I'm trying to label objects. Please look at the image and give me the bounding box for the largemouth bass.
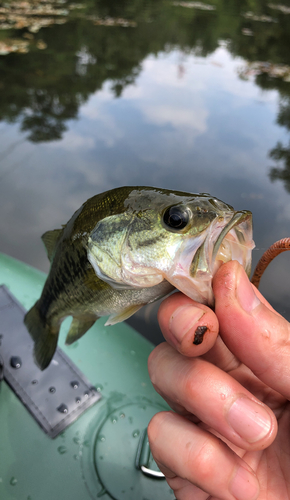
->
[24,186,254,370]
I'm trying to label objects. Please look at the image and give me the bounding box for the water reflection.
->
[0,0,288,144]
[1,0,290,339]
[269,95,290,193]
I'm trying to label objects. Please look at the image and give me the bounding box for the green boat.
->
[0,252,174,500]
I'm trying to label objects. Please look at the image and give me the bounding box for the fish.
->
[24,186,254,370]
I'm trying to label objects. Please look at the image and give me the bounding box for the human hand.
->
[148,260,290,500]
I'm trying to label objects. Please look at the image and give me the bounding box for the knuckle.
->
[187,438,218,483]
[147,411,169,449]
[183,360,204,397]
[147,344,164,382]
[147,349,156,376]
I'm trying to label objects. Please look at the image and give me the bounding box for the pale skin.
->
[147,260,290,500]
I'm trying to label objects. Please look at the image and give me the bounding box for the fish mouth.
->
[168,210,254,306]
[193,210,253,276]
[212,210,253,276]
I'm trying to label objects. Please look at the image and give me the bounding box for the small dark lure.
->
[193,326,208,345]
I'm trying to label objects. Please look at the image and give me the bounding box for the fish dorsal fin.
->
[41,229,62,262]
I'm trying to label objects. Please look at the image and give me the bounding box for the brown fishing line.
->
[251,238,290,288]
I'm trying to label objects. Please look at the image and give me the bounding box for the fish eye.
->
[163,206,190,231]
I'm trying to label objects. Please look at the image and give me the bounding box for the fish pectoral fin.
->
[24,302,59,371]
[65,316,97,345]
[41,229,63,262]
[105,304,143,326]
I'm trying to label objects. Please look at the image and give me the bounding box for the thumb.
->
[213,261,290,399]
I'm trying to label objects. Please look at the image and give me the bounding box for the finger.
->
[213,260,290,399]
[202,267,281,372]
[148,343,277,451]
[158,292,219,356]
[148,411,260,500]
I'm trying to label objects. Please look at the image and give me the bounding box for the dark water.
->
[1,0,290,343]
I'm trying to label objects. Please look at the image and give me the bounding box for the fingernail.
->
[230,465,259,500]
[227,396,272,443]
[169,305,205,343]
[236,268,260,313]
